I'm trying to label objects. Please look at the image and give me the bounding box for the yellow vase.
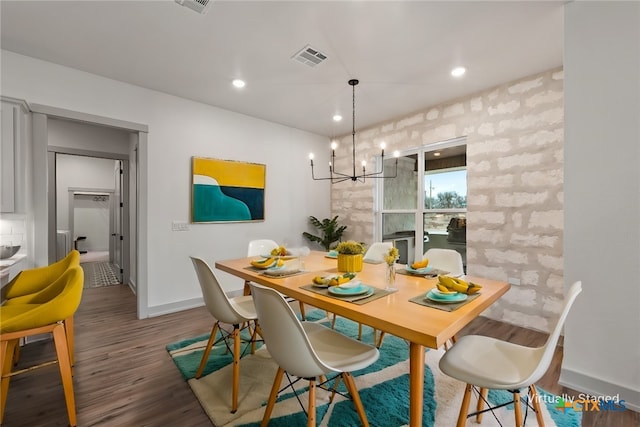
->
[337,254,363,273]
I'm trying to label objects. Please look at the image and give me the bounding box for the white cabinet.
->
[1,98,28,213]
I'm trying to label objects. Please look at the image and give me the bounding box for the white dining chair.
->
[245,239,308,320]
[249,283,380,427]
[439,281,582,427]
[363,241,392,263]
[190,256,262,414]
[424,248,465,276]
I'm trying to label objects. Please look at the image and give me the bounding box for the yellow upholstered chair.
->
[4,250,80,301]
[3,250,81,365]
[1,265,84,427]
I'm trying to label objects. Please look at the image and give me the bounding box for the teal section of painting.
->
[193,184,252,222]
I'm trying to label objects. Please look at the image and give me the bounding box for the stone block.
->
[485,248,528,264]
[443,102,465,118]
[495,191,548,207]
[488,100,521,116]
[529,210,563,229]
[508,76,544,94]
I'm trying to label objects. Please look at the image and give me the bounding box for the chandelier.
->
[309,79,399,183]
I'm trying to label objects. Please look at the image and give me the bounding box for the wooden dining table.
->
[215,250,510,427]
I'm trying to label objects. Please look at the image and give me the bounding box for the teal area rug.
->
[167,311,581,427]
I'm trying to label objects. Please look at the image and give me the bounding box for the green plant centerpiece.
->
[302,216,347,251]
[335,240,366,273]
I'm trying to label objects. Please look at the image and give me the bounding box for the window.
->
[377,138,466,267]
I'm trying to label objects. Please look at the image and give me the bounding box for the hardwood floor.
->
[2,285,637,426]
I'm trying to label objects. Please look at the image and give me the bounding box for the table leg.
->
[409,342,425,427]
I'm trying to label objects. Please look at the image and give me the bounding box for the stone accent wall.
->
[331,68,564,332]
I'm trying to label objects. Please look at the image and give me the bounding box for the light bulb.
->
[361,160,367,167]
[393,150,400,158]
[380,142,386,150]
[331,141,338,150]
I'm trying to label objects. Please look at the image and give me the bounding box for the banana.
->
[411,258,429,269]
[270,245,288,256]
[436,283,456,294]
[438,275,470,293]
[467,282,483,294]
[313,276,330,285]
[251,257,275,268]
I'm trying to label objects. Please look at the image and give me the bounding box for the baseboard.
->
[560,367,640,412]
[146,297,205,318]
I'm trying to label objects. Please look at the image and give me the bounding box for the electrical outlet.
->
[171,221,190,231]
[508,277,521,286]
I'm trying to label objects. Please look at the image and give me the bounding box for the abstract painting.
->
[192,157,266,223]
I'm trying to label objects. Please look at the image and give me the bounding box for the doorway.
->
[56,153,126,287]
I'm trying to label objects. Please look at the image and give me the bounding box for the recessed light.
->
[232,79,246,88]
[451,67,466,77]
[433,152,441,157]
[333,114,342,122]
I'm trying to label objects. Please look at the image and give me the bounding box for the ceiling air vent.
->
[291,45,328,68]
[175,0,212,15]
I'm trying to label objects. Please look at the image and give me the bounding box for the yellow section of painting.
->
[193,158,265,189]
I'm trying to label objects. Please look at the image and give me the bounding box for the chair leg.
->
[456,384,473,427]
[243,280,251,296]
[376,331,386,348]
[261,367,285,427]
[52,323,77,426]
[298,301,306,321]
[342,372,369,427]
[529,385,545,426]
[307,378,316,427]
[357,323,363,340]
[231,326,241,413]
[514,390,523,427]
[65,315,75,367]
[331,315,337,330]
[195,322,219,379]
[0,339,18,424]
[476,387,488,423]
[329,375,342,403]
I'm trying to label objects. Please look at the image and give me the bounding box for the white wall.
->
[55,153,117,232]
[1,50,331,316]
[563,2,640,411]
[73,194,110,252]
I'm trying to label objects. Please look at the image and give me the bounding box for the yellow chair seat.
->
[4,250,80,300]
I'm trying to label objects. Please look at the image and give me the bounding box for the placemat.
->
[409,292,480,312]
[243,266,307,278]
[397,267,450,278]
[300,284,395,304]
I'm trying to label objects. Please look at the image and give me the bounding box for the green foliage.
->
[335,240,366,255]
[302,215,347,251]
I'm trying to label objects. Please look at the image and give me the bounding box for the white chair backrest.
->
[249,283,331,378]
[190,256,246,325]
[424,248,464,276]
[363,242,393,262]
[247,239,279,257]
[525,281,582,386]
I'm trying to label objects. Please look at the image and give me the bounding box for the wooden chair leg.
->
[65,315,75,366]
[514,390,523,427]
[261,367,285,427]
[298,301,306,320]
[0,339,18,424]
[243,280,251,296]
[195,322,219,379]
[329,375,342,402]
[357,323,363,340]
[376,331,386,348]
[342,372,369,427]
[529,385,545,426]
[456,384,473,427]
[331,315,337,330]
[476,387,488,423]
[307,378,316,427]
[52,323,77,426]
[231,326,240,413]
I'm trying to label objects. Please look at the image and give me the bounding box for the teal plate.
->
[425,290,468,303]
[328,284,371,296]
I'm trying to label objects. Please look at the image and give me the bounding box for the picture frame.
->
[191,157,266,223]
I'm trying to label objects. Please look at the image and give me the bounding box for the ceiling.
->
[0,1,564,138]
